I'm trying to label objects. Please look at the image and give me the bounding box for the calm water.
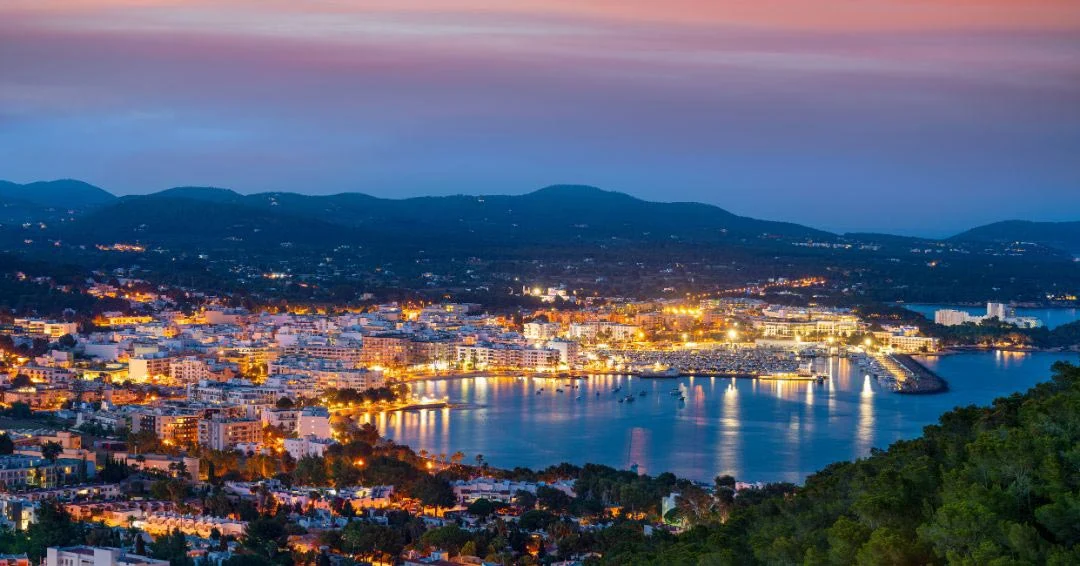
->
[368,352,1079,483]
[901,303,1080,329]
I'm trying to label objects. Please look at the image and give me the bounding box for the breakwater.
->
[893,354,949,394]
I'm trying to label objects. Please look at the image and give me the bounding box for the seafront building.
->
[934,302,1043,328]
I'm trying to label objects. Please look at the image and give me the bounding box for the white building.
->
[523,322,560,342]
[261,408,300,432]
[297,407,332,439]
[45,547,168,566]
[197,418,261,451]
[567,322,639,342]
[127,354,173,383]
[284,436,336,460]
[934,309,974,326]
[168,357,209,384]
[450,477,574,504]
[14,319,78,338]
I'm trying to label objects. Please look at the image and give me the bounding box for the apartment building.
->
[197,418,261,451]
[297,407,331,439]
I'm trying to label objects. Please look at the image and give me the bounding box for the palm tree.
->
[41,441,63,462]
[451,451,465,467]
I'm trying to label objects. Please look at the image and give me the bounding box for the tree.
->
[238,515,291,564]
[419,525,471,554]
[292,456,328,486]
[21,501,85,562]
[57,334,77,349]
[150,528,193,566]
[9,375,32,388]
[168,459,190,479]
[467,498,496,519]
[127,429,160,454]
[519,509,556,532]
[339,522,407,557]
[275,397,294,410]
[41,441,63,462]
[0,433,14,455]
[513,490,537,510]
[410,475,456,510]
[536,485,572,513]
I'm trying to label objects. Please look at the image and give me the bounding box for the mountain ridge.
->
[3,179,1078,251]
[950,220,1080,252]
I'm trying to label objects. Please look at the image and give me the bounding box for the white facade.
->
[46,547,168,566]
[297,407,332,439]
[127,354,172,383]
[523,322,560,341]
[284,435,336,460]
[934,309,974,326]
[567,322,639,342]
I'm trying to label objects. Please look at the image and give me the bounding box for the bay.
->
[367,351,1079,483]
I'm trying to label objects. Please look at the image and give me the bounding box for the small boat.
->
[618,398,625,403]
[536,390,543,395]
[556,388,564,393]
[612,386,622,393]
[638,390,647,397]
[576,395,583,400]
[595,391,600,397]
[624,395,635,403]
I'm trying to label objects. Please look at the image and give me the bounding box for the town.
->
[0,270,975,566]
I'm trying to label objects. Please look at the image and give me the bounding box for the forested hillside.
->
[595,362,1080,565]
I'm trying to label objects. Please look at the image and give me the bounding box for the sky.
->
[1,1,1078,236]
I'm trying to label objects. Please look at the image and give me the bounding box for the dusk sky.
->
[2,1,1078,236]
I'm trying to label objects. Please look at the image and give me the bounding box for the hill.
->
[0,179,115,208]
[62,184,836,250]
[952,220,1080,253]
[0,179,116,225]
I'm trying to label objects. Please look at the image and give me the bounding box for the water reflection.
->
[375,352,1071,482]
[855,374,875,459]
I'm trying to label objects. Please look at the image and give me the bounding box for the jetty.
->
[889,354,949,394]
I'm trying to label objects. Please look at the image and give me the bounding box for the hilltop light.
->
[727,329,738,340]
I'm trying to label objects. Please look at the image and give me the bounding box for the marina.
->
[607,346,824,380]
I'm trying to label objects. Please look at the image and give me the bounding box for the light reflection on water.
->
[369,352,1077,483]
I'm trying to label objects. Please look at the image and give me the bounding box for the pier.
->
[888,354,949,394]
